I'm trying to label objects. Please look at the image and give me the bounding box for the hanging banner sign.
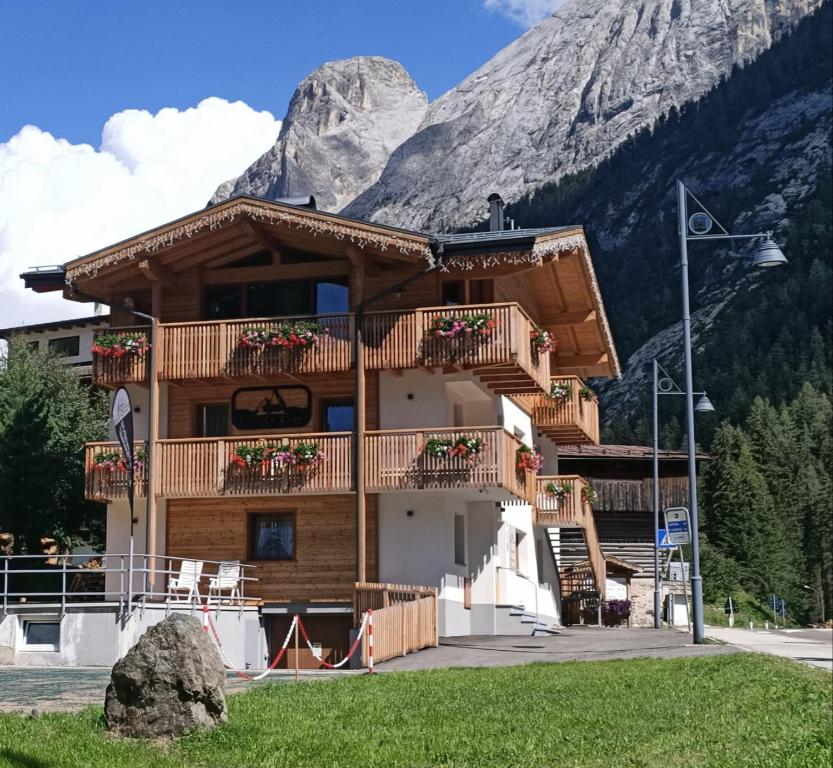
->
[664,507,691,546]
[112,387,135,517]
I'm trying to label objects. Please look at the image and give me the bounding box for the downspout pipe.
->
[352,242,444,583]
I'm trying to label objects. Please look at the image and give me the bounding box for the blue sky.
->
[0,0,561,328]
[0,0,539,146]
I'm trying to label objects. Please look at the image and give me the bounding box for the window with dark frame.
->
[442,281,465,306]
[249,513,295,561]
[454,514,467,566]
[321,399,355,432]
[204,277,349,320]
[197,403,231,437]
[48,335,80,357]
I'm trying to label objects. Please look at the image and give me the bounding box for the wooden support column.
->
[147,284,162,594]
[356,312,367,583]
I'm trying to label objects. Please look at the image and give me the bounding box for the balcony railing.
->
[518,376,600,445]
[534,475,605,598]
[92,326,150,387]
[91,303,550,395]
[156,433,354,498]
[364,426,533,503]
[85,441,149,501]
[84,427,534,502]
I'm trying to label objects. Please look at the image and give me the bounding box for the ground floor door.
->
[268,614,352,670]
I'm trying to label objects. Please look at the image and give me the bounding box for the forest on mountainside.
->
[496,3,832,623]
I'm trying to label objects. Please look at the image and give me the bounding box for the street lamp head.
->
[695,394,715,413]
[751,237,788,268]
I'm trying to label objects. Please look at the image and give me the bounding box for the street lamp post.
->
[676,179,787,644]
[652,358,713,629]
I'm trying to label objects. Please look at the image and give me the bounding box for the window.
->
[536,538,544,583]
[205,285,242,320]
[48,335,80,357]
[22,620,60,651]
[442,281,465,306]
[247,280,312,317]
[469,279,494,304]
[27,340,40,352]
[316,279,349,314]
[249,513,295,560]
[198,404,231,437]
[454,514,467,566]
[322,400,354,432]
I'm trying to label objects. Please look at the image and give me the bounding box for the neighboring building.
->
[0,314,110,380]
[2,194,621,667]
[556,444,704,627]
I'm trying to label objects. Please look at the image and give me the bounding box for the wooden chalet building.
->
[10,193,620,667]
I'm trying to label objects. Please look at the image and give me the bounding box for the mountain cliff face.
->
[211,57,427,212]
[344,0,820,232]
[498,2,832,437]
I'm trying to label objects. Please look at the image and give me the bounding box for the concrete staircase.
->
[495,603,560,636]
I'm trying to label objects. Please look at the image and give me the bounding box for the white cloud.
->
[483,0,565,28]
[0,97,280,329]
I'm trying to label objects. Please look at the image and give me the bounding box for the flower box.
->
[548,381,572,401]
[231,442,324,472]
[530,327,556,355]
[239,321,324,350]
[581,484,597,506]
[92,332,149,358]
[428,314,496,340]
[421,436,485,462]
[516,445,544,473]
[579,384,596,402]
[92,446,147,472]
[543,480,572,501]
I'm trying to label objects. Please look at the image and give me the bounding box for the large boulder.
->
[105,614,227,738]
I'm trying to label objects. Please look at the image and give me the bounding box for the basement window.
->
[22,620,60,652]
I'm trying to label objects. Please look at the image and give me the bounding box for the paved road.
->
[704,626,832,671]
[378,626,735,672]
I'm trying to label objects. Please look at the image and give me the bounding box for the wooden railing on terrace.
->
[158,314,352,380]
[354,582,438,665]
[364,426,534,503]
[92,303,549,395]
[534,475,605,600]
[92,326,150,387]
[155,433,353,498]
[84,441,148,501]
[585,476,690,512]
[515,376,599,445]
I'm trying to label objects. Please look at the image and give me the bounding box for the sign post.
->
[725,596,735,628]
[112,388,135,611]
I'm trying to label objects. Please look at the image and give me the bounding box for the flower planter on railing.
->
[238,320,325,350]
[227,440,325,493]
[85,442,149,500]
[525,376,600,445]
[92,328,150,386]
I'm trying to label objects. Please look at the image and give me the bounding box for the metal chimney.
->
[487,193,505,232]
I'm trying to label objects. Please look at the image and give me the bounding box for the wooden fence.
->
[84,441,148,500]
[524,375,600,445]
[584,477,690,512]
[354,582,438,665]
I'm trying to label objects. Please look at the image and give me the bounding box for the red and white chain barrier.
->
[203,605,298,682]
[296,610,370,670]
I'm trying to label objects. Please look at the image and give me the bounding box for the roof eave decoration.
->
[439,231,586,273]
[64,199,434,283]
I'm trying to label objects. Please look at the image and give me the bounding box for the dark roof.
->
[0,314,110,339]
[558,444,708,460]
[434,226,579,253]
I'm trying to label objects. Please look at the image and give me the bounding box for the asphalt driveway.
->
[705,626,833,670]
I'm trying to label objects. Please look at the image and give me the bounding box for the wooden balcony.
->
[517,376,600,445]
[91,303,550,395]
[155,433,354,498]
[363,302,550,394]
[92,327,150,387]
[364,426,534,503]
[534,475,605,598]
[84,442,148,501]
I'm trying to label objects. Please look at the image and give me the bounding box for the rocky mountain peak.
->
[343,0,821,232]
[210,56,428,212]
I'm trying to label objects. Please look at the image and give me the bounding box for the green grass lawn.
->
[1,654,830,768]
[704,591,792,629]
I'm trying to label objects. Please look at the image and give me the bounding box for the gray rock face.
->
[104,614,226,739]
[344,0,820,231]
[211,56,427,212]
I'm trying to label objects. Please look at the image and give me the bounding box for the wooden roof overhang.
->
[59,196,435,296]
[436,228,620,379]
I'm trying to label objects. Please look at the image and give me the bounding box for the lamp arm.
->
[658,390,708,397]
[686,232,770,242]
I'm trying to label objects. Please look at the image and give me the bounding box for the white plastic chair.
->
[208,561,242,605]
[168,559,203,604]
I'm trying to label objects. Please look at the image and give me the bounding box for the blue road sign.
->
[656,529,675,549]
[664,507,691,545]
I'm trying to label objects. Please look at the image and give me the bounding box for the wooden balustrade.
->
[85,428,537,503]
[92,304,549,395]
[84,441,148,501]
[158,314,352,380]
[519,376,600,445]
[155,433,353,498]
[354,582,438,665]
[91,327,150,387]
[535,474,606,599]
[364,426,533,503]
